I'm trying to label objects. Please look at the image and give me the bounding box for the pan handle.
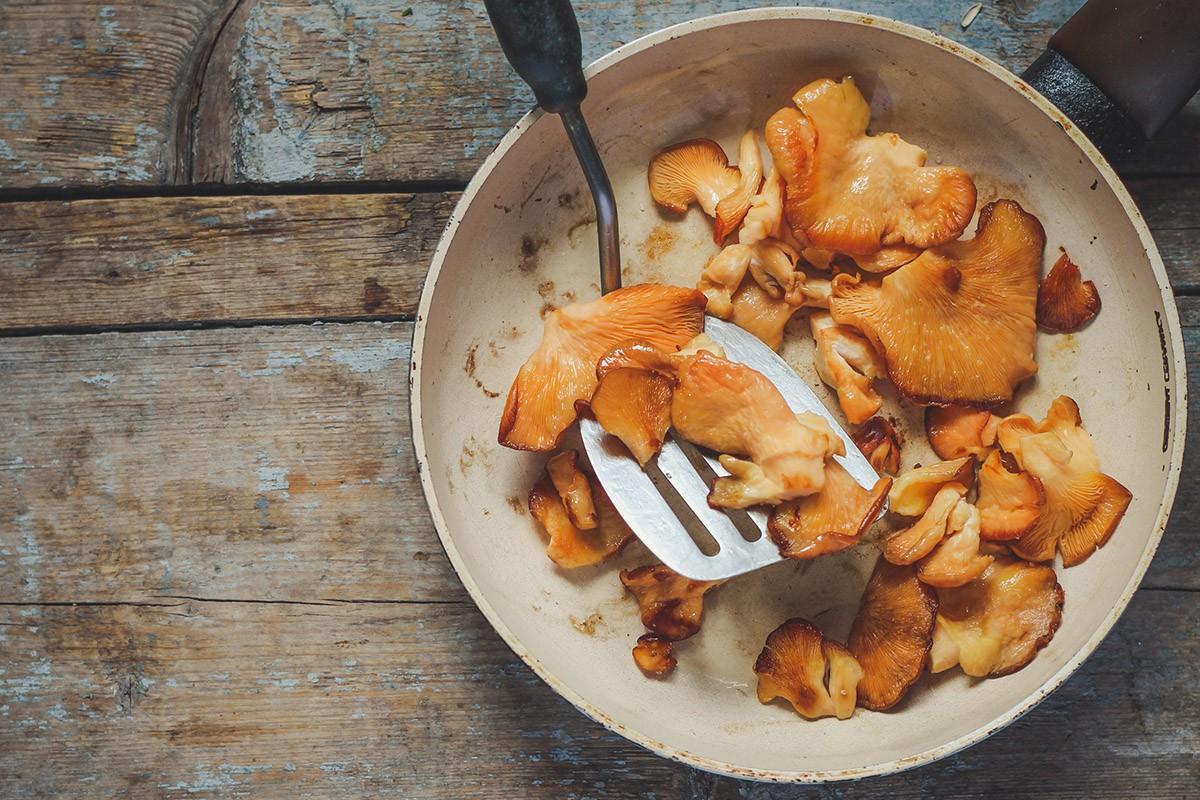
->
[1022,0,1200,158]
[483,0,622,295]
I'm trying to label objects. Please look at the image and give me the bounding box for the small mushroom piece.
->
[727,272,829,350]
[591,363,674,465]
[977,449,1044,541]
[698,239,799,320]
[620,564,723,641]
[810,311,887,425]
[528,474,633,568]
[728,278,800,350]
[916,500,994,588]
[925,405,1002,460]
[1037,252,1101,333]
[754,619,863,720]
[500,284,706,451]
[830,200,1043,406]
[632,634,677,677]
[739,167,785,246]
[713,130,764,243]
[768,460,891,559]
[930,556,1064,677]
[671,352,843,507]
[1001,396,1132,566]
[887,457,976,517]
[853,416,902,474]
[848,559,938,710]
[882,482,967,565]
[764,77,976,255]
[546,450,597,529]
[647,139,741,218]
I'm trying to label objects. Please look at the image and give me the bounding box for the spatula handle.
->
[483,0,588,114]
[483,0,622,295]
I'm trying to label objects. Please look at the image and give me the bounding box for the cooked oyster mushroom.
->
[698,239,799,320]
[632,634,677,677]
[887,457,975,517]
[977,449,1044,541]
[728,272,829,350]
[546,450,597,529]
[590,359,674,466]
[713,131,764,242]
[999,396,1132,566]
[830,200,1043,406]
[882,482,967,565]
[499,284,706,451]
[754,618,863,720]
[925,405,1002,461]
[853,416,902,475]
[739,167,786,245]
[620,564,723,641]
[528,466,633,568]
[1037,252,1101,333]
[930,556,1064,677]
[764,77,976,255]
[848,559,938,710]
[768,460,891,559]
[672,352,843,507]
[648,138,740,218]
[647,135,760,243]
[916,500,994,588]
[728,278,800,350]
[810,311,887,425]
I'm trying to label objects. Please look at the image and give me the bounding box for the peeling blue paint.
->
[329,338,407,374]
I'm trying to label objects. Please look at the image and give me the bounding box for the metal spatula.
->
[484,0,883,580]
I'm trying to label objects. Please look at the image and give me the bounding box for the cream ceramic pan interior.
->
[412,9,1186,781]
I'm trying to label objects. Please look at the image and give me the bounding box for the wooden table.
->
[0,1,1196,796]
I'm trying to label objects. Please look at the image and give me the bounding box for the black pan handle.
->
[483,0,622,295]
[1022,0,1200,158]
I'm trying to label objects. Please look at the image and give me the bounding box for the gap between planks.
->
[0,585,1192,612]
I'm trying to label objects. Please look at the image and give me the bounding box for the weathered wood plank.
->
[2,1,1194,192]
[0,590,1194,798]
[0,0,232,188]
[0,322,457,604]
[0,193,454,330]
[1,318,1196,604]
[194,0,1096,185]
[0,178,1197,332]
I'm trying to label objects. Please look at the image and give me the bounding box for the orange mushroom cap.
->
[765,76,976,255]
[499,284,706,451]
[829,199,1043,406]
[930,556,1063,677]
[848,559,938,711]
[754,619,863,720]
[1037,252,1101,333]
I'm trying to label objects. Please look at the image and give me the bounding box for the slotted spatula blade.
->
[581,317,884,581]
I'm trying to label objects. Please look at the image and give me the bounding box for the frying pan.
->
[411,1,1193,781]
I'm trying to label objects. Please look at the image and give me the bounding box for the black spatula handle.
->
[483,0,588,114]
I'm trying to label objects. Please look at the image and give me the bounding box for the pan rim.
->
[410,6,1187,783]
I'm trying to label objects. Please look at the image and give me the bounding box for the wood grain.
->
[193,0,1094,185]
[0,322,458,604]
[0,179,1198,333]
[0,589,1194,799]
[0,0,233,189]
[1,318,1196,605]
[0,193,454,330]
[2,1,1195,193]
